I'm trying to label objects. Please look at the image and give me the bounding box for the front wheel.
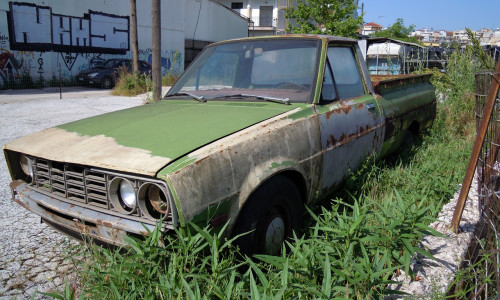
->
[101,76,113,89]
[233,176,302,255]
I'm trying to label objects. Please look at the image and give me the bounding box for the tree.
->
[285,0,362,38]
[152,0,161,101]
[130,0,139,74]
[440,38,460,49]
[373,18,420,44]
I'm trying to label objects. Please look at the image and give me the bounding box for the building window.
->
[231,2,243,9]
[259,6,273,27]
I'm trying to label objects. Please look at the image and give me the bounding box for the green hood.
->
[6,100,296,176]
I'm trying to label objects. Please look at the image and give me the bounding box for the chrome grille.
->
[29,158,175,226]
[33,159,111,210]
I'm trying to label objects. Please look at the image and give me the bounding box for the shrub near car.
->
[4,35,436,255]
[76,58,151,89]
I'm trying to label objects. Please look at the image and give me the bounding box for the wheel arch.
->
[408,120,420,135]
[232,170,306,254]
[234,167,308,227]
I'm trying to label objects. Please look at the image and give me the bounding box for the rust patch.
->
[356,103,364,110]
[13,197,28,209]
[194,156,210,165]
[325,110,335,120]
[325,135,337,148]
[102,221,113,227]
[340,101,353,114]
[9,180,24,190]
[96,219,113,227]
[326,102,353,120]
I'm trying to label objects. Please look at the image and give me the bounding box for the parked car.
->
[75,58,151,89]
[4,35,436,255]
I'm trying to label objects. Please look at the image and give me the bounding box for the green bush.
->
[112,68,151,97]
[162,73,179,86]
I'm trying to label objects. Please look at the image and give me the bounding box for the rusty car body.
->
[4,35,436,254]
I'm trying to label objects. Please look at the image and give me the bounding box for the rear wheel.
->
[233,176,302,255]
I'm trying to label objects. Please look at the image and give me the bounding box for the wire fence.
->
[450,72,500,299]
[475,71,500,299]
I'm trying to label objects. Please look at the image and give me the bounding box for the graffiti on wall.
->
[0,49,21,85]
[1,2,184,88]
[6,2,130,55]
[139,48,183,74]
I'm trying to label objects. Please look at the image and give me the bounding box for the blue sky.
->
[361,0,500,31]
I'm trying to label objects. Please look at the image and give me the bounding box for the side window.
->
[321,59,337,102]
[328,47,365,100]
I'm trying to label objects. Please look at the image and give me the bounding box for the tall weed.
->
[112,67,150,97]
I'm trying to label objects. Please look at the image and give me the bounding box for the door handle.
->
[367,103,376,110]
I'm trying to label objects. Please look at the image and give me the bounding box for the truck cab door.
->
[317,45,384,191]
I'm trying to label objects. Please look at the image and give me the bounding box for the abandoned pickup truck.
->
[4,35,435,255]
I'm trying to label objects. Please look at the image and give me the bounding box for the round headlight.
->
[138,183,170,220]
[20,155,34,179]
[119,180,137,209]
[109,177,137,214]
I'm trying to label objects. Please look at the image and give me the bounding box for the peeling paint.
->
[5,128,171,176]
[269,160,298,170]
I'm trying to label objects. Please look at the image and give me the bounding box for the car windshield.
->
[166,39,321,103]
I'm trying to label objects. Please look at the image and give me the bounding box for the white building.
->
[361,22,382,36]
[217,0,285,36]
[217,0,360,36]
[479,29,500,46]
[0,0,248,88]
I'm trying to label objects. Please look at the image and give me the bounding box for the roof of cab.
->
[211,34,358,46]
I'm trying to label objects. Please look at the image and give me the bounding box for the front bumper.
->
[88,77,103,86]
[10,180,157,246]
[76,75,90,85]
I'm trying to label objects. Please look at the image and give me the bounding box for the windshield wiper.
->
[222,94,290,105]
[164,92,206,103]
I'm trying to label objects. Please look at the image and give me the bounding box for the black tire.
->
[102,76,113,89]
[233,176,302,255]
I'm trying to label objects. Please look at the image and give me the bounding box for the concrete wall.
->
[185,0,248,42]
[184,0,248,66]
[0,0,185,87]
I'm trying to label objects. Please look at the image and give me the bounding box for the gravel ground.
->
[0,88,143,299]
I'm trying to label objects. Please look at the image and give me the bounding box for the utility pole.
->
[152,0,162,101]
[130,0,139,74]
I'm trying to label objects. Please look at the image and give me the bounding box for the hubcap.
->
[264,216,285,255]
[104,78,111,89]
